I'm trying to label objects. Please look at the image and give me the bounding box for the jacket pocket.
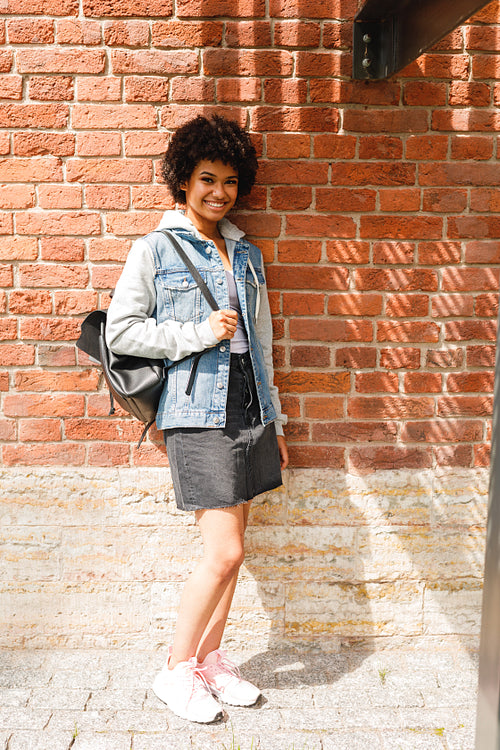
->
[156,269,204,323]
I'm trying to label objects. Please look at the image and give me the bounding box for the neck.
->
[184,209,221,241]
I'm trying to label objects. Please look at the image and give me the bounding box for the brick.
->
[372,242,415,264]
[38,345,76,366]
[16,212,100,237]
[442,268,499,291]
[8,0,78,13]
[76,132,121,157]
[13,132,74,156]
[177,0,264,16]
[88,443,131,466]
[88,238,130,262]
[104,20,149,46]
[41,238,85,261]
[0,76,22,99]
[295,51,347,77]
[323,20,352,49]
[348,397,434,420]
[91,265,124,289]
[267,134,310,159]
[0,344,35,366]
[358,136,403,160]
[422,189,468,213]
[125,76,170,102]
[402,420,482,443]
[286,215,355,238]
[2,443,85,466]
[84,186,129,210]
[19,318,81,340]
[449,82,491,107]
[9,291,52,314]
[313,134,356,159]
[327,294,382,317]
[104,211,163,237]
[288,445,345,468]
[465,241,500,264]
[349,446,432,473]
[418,242,461,265]
[427,348,464,369]
[131,186,172,209]
[284,421,310,442]
[53,291,98,315]
[447,372,494,393]
[449,216,500,240]
[475,444,491,467]
[160,105,247,130]
[354,269,438,292]
[331,162,415,186]
[433,108,500,132]
[313,421,398,443]
[445,320,496,341]
[361,216,443,240]
[434,445,473,467]
[335,347,377,369]
[355,372,399,393]
[471,188,500,213]
[173,76,217,103]
[264,78,308,105]
[19,419,61,442]
[19,263,88,288]
[344,109,428,133]
[404,372,442,393]
[290,319,373,342]
[403,81,447,106]
[432,294,474,317]
[438,396,493,417]
[0,157,62,182]
[385,294,429,318]
[0,104,69,129]
[29,77,74,101]
[38,185,82,210]
[269,0,358,18]
[326,241,370,265]
[3,393,84,417]
[111,50,197,76]
[124,131,169,156]
[380,348,421,370]
[266,266,349,291]
[0,50,13,72]
[226,20,271,47]
[83,0,173,16]
[271,186,312,210]
[0,264,14,287]
[67,158,152,183]
[0,184,35,210]
[72,105,157,129]
[152,20,222,47]
[56,19,101,44]
[476,293,498,318]
[405,135,448,160]
[283,293,324,315]
[274,21,320,47]
[316,188,376,213]
[17,49,105,74]
[252,106,339,133]
[0,237,37,260]
[402,54,469,79]
[0,418,16,440]
[304,396,344,419]
[467,24,500,51]
[290,345,330,368]
[0,319,17,339]
[467,345,496,367]
[7,18,54,43]
[77,77,121,102]
[276,241,320,264]
[207,49,291,78]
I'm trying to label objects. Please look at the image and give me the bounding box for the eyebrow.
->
[200,171,238,178]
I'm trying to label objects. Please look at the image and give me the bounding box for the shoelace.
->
[202,650,241,686]
[178,657,213,699]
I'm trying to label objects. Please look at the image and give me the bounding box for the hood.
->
[155,210,246,242]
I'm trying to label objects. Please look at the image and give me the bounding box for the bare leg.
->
[169,503,248,669]
[196,502,251,662]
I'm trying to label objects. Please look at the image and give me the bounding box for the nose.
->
[211,181,225,198]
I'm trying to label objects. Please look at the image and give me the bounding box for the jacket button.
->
[220,345,226,352]
[182,279,188,287]
[206,247,212,254]
[216,278,223,284]
[213,416,220,424]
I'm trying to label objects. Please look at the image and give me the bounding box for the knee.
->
[207,546,245,582]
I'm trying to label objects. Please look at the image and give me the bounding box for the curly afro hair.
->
[161,115,258,204]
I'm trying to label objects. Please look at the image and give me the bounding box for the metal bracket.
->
[353,0,490,80]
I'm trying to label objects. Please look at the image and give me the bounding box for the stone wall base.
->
[0,467,488,652]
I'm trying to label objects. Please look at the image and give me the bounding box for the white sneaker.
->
[152,655,223,723]
[199,649,261,706]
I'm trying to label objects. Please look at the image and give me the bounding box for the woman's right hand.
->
[209,309,238,341]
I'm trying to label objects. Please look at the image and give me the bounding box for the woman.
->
[106,115,288,723]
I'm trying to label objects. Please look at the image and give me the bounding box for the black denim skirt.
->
[164,352,282,512]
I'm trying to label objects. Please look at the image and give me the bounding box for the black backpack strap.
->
[155,229,219,312]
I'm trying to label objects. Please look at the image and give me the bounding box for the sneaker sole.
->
[208,685,261,707]
[152,680,223,723]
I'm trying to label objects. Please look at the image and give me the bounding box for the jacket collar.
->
[156,210,246,243]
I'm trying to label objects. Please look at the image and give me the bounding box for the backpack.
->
[76,230,219,447]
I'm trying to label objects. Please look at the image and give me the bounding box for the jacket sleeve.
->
[254,267,288,438]
[105,238,219,360]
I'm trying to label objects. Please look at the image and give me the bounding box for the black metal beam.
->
[353,0,490,80]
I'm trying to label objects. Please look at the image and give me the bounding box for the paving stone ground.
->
[0,645,478,749]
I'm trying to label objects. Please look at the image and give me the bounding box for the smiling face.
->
[181,159,239,234]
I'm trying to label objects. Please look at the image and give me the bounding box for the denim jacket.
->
[106,211,286,434]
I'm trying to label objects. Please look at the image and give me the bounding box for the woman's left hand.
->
[277,435,289,470]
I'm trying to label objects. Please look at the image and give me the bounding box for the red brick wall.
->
[1,0,499,471]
